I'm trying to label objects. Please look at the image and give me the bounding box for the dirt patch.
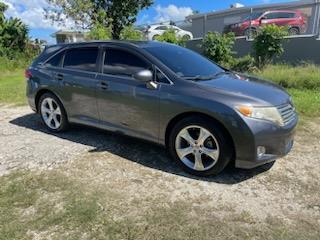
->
[0,106,319,239]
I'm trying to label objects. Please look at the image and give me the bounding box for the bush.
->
[202,31,235,66]
[253,24,288,69]
[155,29,188,46]
[120,26,143,40]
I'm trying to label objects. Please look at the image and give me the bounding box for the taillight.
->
[25,69,32,79]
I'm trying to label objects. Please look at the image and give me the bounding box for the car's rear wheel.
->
[244,28,257,38]
[168,116,234,176]
[182,34,191,40]
[39,93,69,132]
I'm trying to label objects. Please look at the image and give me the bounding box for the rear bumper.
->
[234,114,298,169]
[26,79,37,112]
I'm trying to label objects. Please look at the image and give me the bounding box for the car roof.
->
[266,10,300,13]
[46,40,171,50]
[33,40,174,66]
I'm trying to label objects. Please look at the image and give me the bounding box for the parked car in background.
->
[226,10,307,36]
[144,24,193,40]
[26,41,297,176]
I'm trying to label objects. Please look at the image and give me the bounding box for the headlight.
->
[236,106,284,126]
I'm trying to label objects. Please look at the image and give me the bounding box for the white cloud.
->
[2,0,74,30]
[154,4,193,23]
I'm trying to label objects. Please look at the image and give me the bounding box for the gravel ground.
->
[0,105,319,225]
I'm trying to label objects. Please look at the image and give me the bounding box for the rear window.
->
[63,47,98,72]
[45,51,64,68]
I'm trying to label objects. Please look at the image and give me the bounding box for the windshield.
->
[143,44,224,79]
[243,12,263,21]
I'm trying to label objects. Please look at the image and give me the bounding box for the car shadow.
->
[9,113,274,184]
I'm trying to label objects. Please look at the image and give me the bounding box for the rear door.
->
[95,47,160,142]
[54,47,100,122]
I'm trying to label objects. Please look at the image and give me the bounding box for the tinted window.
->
[144,45,223,78]
[243,12,263,21]
[279,12,296,18]
[264,13,279,19]
[64,48,98,72]
[264,12,294,19]
[45,51,64,67]
[104,49,149,76]
[155,26,168,30]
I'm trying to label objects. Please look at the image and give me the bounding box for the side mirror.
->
[133,69,153,82]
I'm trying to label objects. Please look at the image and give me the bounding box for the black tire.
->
[38,92,69,132]
[182,34,191,40]
[244,28,257,38]
[288,27,299,36]
[168,116,234,176]
[152,35,160,40]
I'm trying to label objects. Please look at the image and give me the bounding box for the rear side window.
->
[64,48,98,72]
[104,49,150,76]
[264,13,279,19]
[280,12,296,18]
[45,51,65,68]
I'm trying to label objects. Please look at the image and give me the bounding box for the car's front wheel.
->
[39,93,69,132]
[168,116,234,176]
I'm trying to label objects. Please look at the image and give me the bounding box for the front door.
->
[96,47,160,142]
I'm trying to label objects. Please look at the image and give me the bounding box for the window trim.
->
[154,66,173,85]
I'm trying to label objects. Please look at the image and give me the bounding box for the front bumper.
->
[235,114,298,169]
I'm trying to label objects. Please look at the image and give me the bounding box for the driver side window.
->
[103,49,150,76]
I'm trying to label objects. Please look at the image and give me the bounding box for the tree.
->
[0,2,29,55]
[120,26,143,40]
[87,23,112,40]
[0,2,7,25]
[253,24,288,69]
[45,0,153,39]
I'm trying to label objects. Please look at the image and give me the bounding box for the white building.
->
[51,30,85,44]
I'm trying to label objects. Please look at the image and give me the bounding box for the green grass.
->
[0,169,319,240]
[288,89,320,118]
[0,69,26,105]
[255,64,320,90]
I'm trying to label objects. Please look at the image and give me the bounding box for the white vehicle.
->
[144,24,193,41]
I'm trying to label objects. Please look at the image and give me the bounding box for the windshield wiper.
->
[182,71,231,81]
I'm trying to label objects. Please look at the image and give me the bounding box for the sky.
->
[2,0,295,43]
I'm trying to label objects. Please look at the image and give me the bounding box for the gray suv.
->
[26,41,297,176]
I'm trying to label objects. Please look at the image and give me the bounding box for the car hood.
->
[196,73,290,106]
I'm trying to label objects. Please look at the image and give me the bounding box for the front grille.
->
[277,103,296,126]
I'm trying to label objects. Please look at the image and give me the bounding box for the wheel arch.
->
[288,26,300,33]
[164,111,236,159]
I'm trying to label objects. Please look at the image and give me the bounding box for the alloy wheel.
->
[40,97,62,130]
[175,125,220,171]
